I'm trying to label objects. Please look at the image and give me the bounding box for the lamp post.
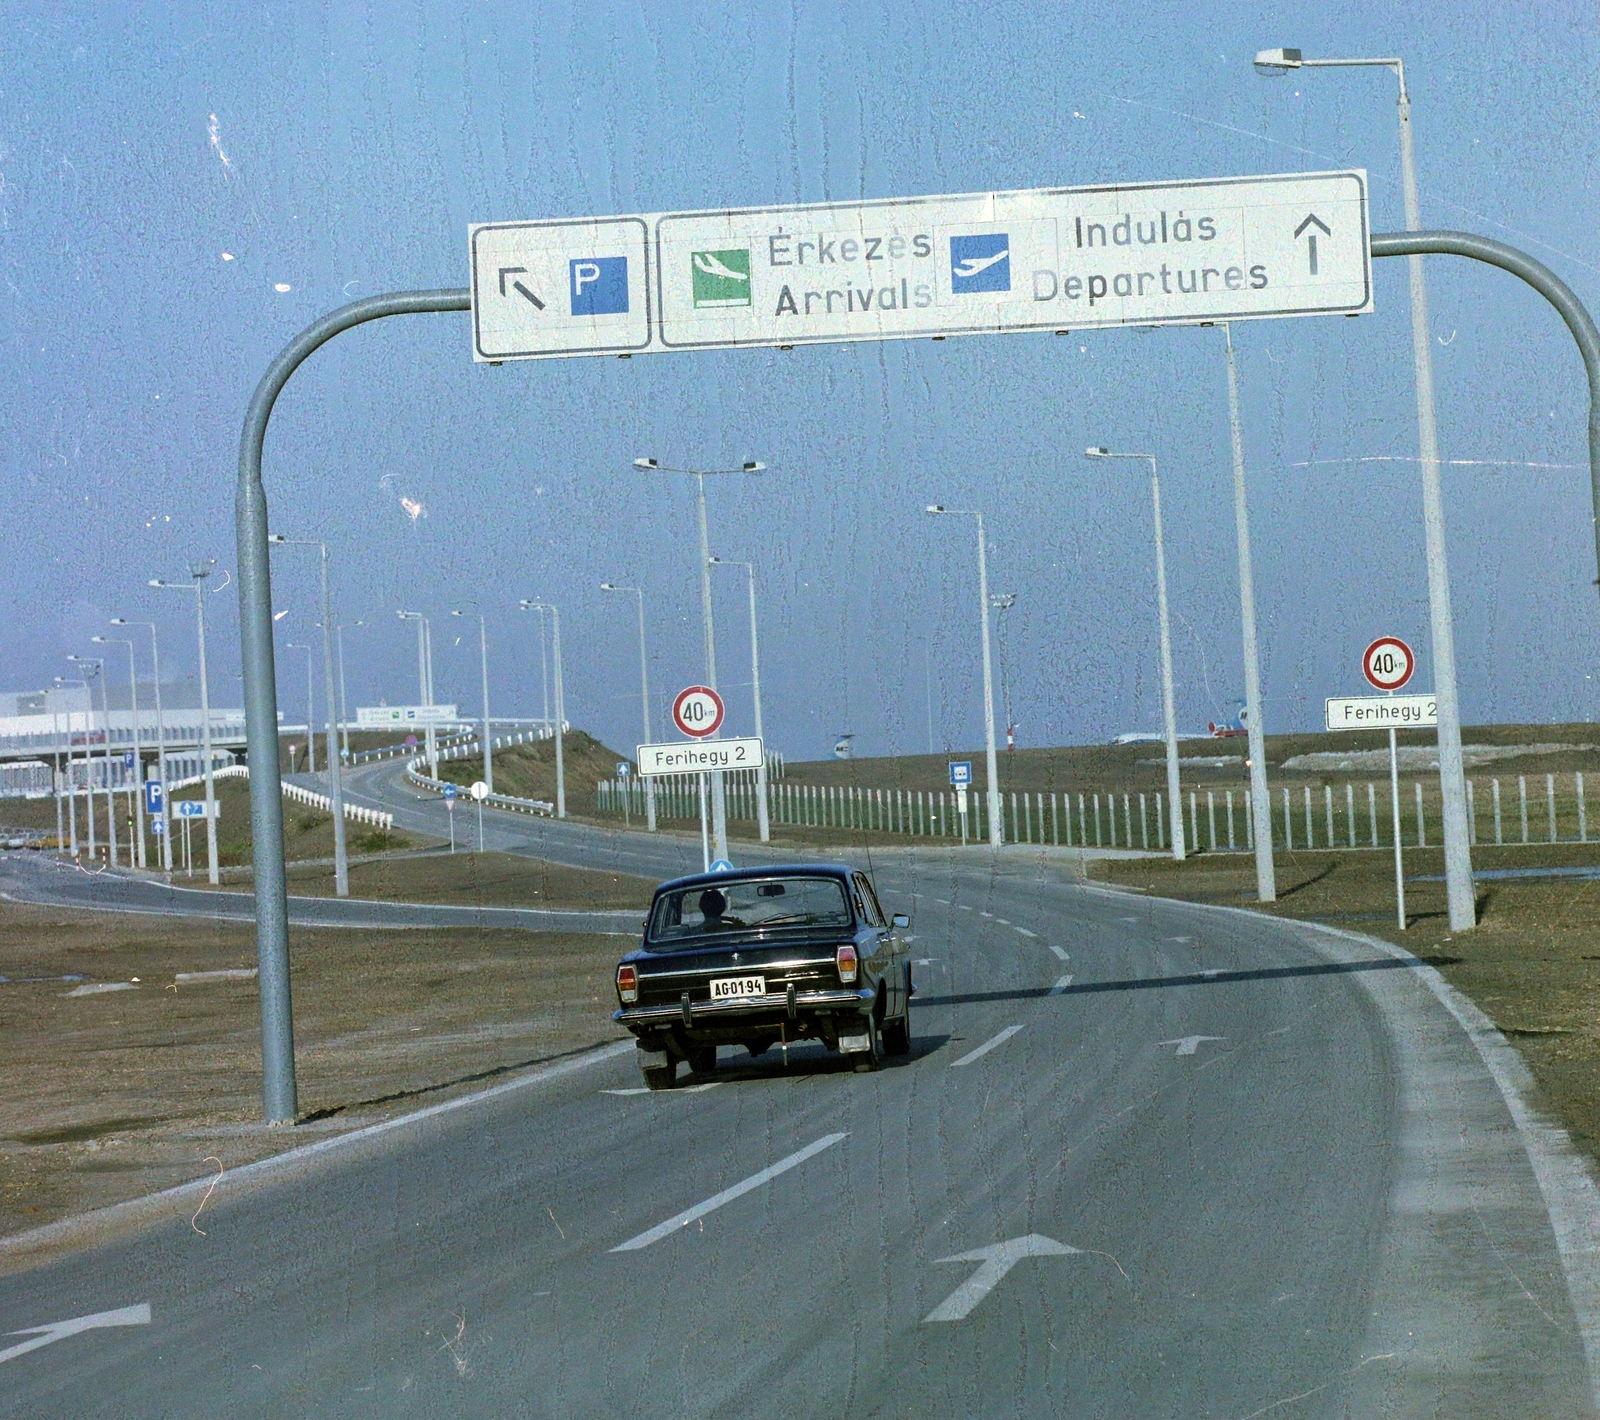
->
[150,562,221,885]
[67,655,114,866]
[519,600,565,817]
[93,634,145,867]
[1217,325,1277,901]
[397,610,437,776]
[1084,449,1186,859]
[452,606,493,796]
[54,676,87,858]
[1253,45,1472,929]
[601,583,656,831]
[990,592,1017,752]
[111,618,171,873]
[335,620,363,764]
[634,457,766,862]
[709,558,771,842]
[270,535,349,895]
[924,505,1004,848]
[286,643,316,773]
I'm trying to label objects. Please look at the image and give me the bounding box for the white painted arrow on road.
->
[924,1235,1079,1322]
[0,1303,151,1365]
[1160,1035,1224,1057]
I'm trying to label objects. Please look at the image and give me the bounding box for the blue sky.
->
[2,1,1598,759]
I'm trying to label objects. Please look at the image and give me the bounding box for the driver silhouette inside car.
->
[698,887,732,928]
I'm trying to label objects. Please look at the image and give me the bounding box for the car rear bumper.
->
[614,985,873,1026]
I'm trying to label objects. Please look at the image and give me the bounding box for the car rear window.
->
[647,876,853,947]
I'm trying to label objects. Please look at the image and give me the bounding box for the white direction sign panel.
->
[471,170,1369,362]
[356,705,459,727]
[636,738,764,778]
[1326,695,1438,732]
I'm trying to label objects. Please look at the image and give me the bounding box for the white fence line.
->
[165,763,392,831]
[405,755,555,818]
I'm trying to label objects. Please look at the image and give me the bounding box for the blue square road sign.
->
[949,234,1010,294]
[948,760,972,786]
[570,256,629,316]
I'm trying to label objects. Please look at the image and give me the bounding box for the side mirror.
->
[892,914,910,929]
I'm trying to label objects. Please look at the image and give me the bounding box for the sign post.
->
[443,782,458,854]
[669,686,726,873]
[949,761,973,846]
[1327,637,1420,931]
[471,779,488,851]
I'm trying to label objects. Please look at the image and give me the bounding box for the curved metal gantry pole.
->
[234,234,1600,1123]
[237,289,468,1122]
[1371,229,1600,596]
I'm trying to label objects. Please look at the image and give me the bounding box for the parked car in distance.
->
[613,863,912,1089]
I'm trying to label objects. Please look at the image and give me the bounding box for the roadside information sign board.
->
[471,170,1369,362]
[672,686,725,739]
[175,800,219,819]
[636,738,763,778]
[948,761,973,786]
[144,781,164,814]
[1326,695,1437,732]
[357,705,459,727]
[1362,636,1415,691]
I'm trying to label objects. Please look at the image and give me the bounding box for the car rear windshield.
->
[647,876,853,947]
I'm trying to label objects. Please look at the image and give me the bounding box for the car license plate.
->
[710,975,767,1001]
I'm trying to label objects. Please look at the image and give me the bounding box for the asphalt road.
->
[2,762,1595,1416]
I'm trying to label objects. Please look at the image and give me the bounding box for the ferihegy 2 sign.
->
[469,170,1370,362]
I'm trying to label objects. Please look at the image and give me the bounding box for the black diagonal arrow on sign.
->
[497,266,545,309]
[1294,213,1332,275]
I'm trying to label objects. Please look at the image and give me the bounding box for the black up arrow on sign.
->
[1294,213,1331,275]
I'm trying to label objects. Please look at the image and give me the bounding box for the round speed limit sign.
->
[672,685,725,739]
[1363,636,1415,691]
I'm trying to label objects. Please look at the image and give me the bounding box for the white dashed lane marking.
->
[1047,944,1070,961]
[1048,975,1074,996]
[949,1025,1025,1068]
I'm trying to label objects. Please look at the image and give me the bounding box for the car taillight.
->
[617,964,638,1003]
[836,944,858,984]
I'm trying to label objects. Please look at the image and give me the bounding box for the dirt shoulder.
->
[1089,843,1600,1162]
[0,900,631,1243]
[209,849,656,911]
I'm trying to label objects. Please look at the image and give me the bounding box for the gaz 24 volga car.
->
[613,864,913,1089]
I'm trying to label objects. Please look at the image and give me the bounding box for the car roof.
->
[652,863,858,897]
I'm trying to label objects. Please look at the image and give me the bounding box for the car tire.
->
[852,1015,884,1073]
[642,1060,677,1091]
[687,1046,717,1076]
[882,1010,911,1057]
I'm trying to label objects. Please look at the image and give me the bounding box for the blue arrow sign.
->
[443,784,458,801]
[709,858,735,873]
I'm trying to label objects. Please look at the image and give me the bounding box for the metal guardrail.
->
[406,755,554,817]
[165,763,393,831]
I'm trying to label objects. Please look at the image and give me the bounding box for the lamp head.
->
[148,578,166,588]
[110,617,126,625]
[268,534,286,544]
[1253,47,1302,72]
[599,582,615,591]
[633,457,659,470]
[742,461,765,472]
[90,635,106,643]
[925,504,946,515]
[1085,447,1110,458]
[707,556,723,565]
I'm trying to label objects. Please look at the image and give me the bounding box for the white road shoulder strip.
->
[949,1024,1024,1067]
[611,1133,847,1252]
[0,1303,151,1365]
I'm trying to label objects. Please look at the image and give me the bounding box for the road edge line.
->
[1074,878,1600,1412]
[0,1039,633,1273]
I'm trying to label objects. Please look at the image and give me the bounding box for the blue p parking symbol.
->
[570,256,629,316]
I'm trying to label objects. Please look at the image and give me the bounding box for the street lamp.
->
[54,674,91,860]
[286,643,316,774]
[989,592,1017,752]
[519,600,566,817]
[150,561,222,885]
[335,620,364,764]
[111,618,171,873]
[452,606,493,796]
[92,634,145,867]
[397,610,437,776]
[1253,45,1473,930]
[1084,448,1186,859]
[925,505,1004,848]
[634,456,765,862]
[269,533,350,895]
[601,582,656,831]
[67,654,114,867]
[709,557,771,841]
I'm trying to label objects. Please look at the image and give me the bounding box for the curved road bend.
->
[2,774,1595,1414]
